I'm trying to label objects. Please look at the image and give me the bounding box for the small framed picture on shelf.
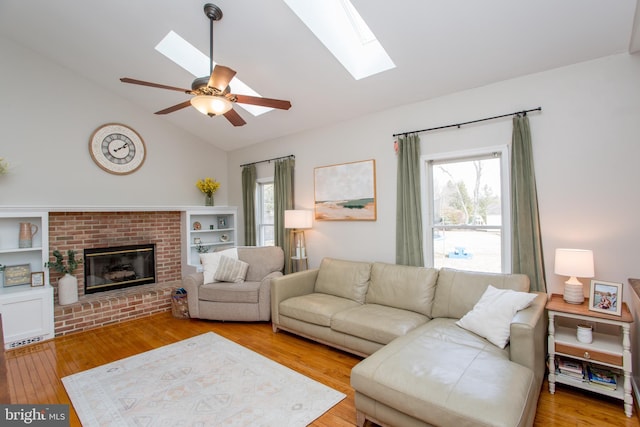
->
[588,280,622,316]
[218,217,227,228]
[31,271,45,287]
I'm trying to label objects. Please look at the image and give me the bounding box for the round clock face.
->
[89,123,146,175]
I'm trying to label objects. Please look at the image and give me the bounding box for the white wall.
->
[228,52,640,384]
[0,36,229,207]
[229,53,640,289]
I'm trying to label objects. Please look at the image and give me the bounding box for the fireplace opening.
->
[84,244,156,294]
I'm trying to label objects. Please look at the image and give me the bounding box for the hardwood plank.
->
[3,312,639,426]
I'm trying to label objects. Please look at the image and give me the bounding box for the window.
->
[283,0,395,80]
[424,146,510,273]
[257,179,275,246]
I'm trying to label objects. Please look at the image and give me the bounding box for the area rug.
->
[62,332,345,426]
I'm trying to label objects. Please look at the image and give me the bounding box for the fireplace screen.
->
[84,244,156,294]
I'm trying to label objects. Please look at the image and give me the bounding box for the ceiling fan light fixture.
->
[190,95,233,116]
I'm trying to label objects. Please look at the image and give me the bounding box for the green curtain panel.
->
[274,158,295,274]
[511,115,546,292]
[241,164,257,246]
[396,133,424,266]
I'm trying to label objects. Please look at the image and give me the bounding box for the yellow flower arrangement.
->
[196,177,221,196]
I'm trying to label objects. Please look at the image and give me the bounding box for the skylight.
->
[283,0,395,80]
[155,31,271,116]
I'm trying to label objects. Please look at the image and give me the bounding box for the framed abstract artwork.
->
[314,159,376,221]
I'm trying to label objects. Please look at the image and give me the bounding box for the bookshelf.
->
[180,207,237,276]
[546,294,633,417]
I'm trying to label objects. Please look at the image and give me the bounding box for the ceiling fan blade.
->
[234,94,292,110]
[223,108,247,127]
[208,65,237,92]
[120,78,191,93]
[155,100,192,115]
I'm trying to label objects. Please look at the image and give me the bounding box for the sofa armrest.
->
[509,292,547,389]
[270,269,319,331]
[183,272,204,318]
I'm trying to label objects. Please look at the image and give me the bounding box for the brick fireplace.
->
[49,211,183,336]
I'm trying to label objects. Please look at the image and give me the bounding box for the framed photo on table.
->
[589,280,622,316]
[31,272,45,287]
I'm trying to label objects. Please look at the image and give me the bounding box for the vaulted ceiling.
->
[1,0,638,151]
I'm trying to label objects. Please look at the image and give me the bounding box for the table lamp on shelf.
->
[284,210,313,260]
[554,248,594,304]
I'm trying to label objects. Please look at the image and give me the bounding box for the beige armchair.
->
[183,246,284,321]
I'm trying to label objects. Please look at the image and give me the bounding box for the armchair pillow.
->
[200,248,238,284]
[214,255,249,283]
[456,285,537,348]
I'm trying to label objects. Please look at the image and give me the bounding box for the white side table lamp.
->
[554,248,594,304]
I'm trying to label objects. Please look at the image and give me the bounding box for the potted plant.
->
[45,249,82,305]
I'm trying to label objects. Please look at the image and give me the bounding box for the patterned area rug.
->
[62,332,345,426]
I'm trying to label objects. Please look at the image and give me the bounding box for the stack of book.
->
[587,365,617,390]
[556,357,585,382]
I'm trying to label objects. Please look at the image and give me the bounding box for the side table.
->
[546,293,633,417]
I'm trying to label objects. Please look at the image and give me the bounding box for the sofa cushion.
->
[279,293,360,327]
[214,256,249,283]
[198,280,260,303]
[331,304,428,345]
[351,322,536,427]
[314,258,372,304]
[431,268,530,319]
[200,248,238,284]
[456,285,537,348]
[418,318,510,357]
[367,262,438,316]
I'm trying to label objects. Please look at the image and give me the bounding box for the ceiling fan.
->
[120,3,291,127]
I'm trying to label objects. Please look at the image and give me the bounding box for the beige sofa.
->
[271,257,546,427]
[184,246,284,321]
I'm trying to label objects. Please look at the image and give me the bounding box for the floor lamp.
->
[284,210,313,272]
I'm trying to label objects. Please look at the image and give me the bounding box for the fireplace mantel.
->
[1,205,230,213]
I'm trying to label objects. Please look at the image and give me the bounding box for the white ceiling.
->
[1,0,638,151]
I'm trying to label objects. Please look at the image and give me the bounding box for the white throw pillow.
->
[200,248,238,284]
[456,285,537,349]
[214,256,249,283]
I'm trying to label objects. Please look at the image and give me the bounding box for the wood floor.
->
[3,312,639,427]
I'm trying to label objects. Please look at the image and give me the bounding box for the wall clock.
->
[89,123,146,175]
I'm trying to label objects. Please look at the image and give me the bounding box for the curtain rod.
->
[392,107,542,138]
[240,154,295,168]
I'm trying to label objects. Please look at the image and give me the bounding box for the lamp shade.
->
[190,95,233,116]
[284,210,313,229]
[554,248,594,278]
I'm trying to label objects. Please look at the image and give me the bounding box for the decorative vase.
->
[58,273,78,305]
[18,222,38,248]
[204,193,214,206]
[576,324,593,344]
